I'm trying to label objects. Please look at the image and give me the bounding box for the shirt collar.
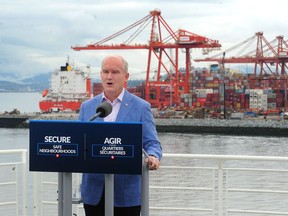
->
[102,88,125,103]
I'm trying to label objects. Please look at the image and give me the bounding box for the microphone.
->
[89,101,113,121]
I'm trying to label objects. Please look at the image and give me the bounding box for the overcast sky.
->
[1,0,287,81]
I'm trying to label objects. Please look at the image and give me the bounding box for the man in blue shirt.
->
[78,55,162,216]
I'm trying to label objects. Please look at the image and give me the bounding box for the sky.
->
[1,0,287,81]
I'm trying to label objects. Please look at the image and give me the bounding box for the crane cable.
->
[94,14,152,45]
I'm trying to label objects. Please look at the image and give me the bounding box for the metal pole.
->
[58,173,63,216]
[285,78,287,107]
[22,150,27,216]
[58,172,72,216]
[33,173,38,216]
[223,83,226,119]
[105,174,114,216]
[63,173,72,216]
[218,160,223,216]
[141,164,149,216]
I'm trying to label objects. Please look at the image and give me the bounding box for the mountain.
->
[0,72,145,92]
[0,80,22,91]
[0,73,50,92]
[22,73,50,84]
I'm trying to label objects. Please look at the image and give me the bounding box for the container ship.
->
[39,59,91,113]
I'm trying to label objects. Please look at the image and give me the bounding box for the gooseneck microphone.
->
[89,101,113,121]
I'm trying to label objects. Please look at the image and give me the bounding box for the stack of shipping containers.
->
[92,67,286,113]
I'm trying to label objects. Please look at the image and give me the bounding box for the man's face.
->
[101,56,129,100]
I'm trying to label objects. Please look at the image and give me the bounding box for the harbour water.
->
[0,92,42,113]
[2,128,288,156]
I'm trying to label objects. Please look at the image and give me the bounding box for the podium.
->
[29,120,144,216]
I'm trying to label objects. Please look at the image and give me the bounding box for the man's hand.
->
[146,155,160,170]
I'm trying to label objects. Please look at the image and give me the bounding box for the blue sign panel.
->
[29,120,143,174]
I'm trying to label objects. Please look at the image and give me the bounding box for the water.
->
[2,128,288,156]
[0,92,41,113]
[160,133,288,157]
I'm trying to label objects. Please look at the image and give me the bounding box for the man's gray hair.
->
[101,55,128,72]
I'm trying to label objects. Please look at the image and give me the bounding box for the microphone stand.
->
[88,112,102,121]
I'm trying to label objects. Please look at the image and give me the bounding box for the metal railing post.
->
[33,173,38,216]
[22,150,27,216]
[218,160,223,216]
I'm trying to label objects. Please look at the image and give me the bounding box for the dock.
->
[2,112,288,137]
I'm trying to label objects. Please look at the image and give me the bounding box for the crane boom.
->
[72,9,221,107]
[195,32,288,76]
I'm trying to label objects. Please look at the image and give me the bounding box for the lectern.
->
[29,120,143,216]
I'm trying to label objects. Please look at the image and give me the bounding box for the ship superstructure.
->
[39,60,91,113]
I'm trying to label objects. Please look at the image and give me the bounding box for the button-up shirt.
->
[102,88,125,122]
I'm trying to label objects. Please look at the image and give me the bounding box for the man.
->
[78,55,162,216]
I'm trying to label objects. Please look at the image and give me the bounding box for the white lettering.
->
[102,146,124,151]
[38,148,76,154]
[99,150,126,155]
[103,137,122,144]
[44,136,71,143]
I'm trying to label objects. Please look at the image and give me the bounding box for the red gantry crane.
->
[195,32,288,77]
[72,9,221,108]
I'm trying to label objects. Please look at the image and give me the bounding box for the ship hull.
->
[39,101,82,113]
